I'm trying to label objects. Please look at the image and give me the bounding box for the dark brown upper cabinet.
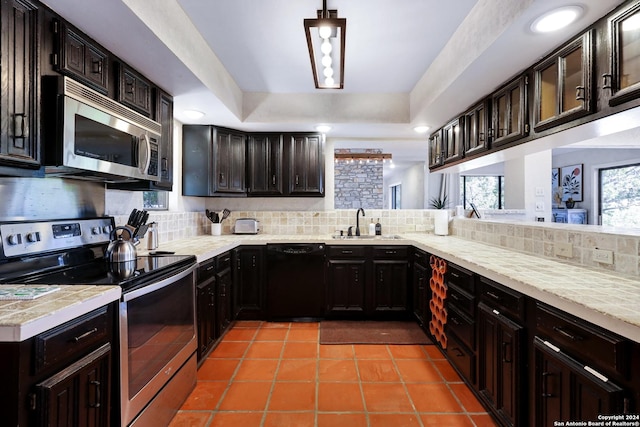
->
[604,1,640,107]
[428,129,443,169]
[214,127,246,194]
[533,30,594,132]
[490,74,529,148]
[155,89,174,190]
[1,0,40,171]
[287,133,324,196]
[117,64,152,117]
[442,117,464,164]
[51,18,109,95]
[463,99,490,157]
[247,134,284,196]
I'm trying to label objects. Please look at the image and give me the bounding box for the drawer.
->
[446,305,475,350]
[216,251,232,271]
[412,248,429,267]
[198,257,216,282]
[479,277,525,321]
[535,303,629,378]
[372,246,409,259]
[446,263,475,293]
[327,245,367,258]
[34,305,111,374]
[447,283,475,317]
[445,333,475,384]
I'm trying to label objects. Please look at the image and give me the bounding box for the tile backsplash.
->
[117,209,639,277]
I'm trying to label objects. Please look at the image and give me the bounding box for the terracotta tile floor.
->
[169,321,499,427]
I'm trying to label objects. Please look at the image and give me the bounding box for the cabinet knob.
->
[14,113,28,139]
[602,73,612,91]
[272,174,276,186]
[91,60,102,74]
[575,86,585,101]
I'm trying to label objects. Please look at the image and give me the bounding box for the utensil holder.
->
[211,223,221,236]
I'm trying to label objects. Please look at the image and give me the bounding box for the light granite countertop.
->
[148,233,640,344]
[0,285,121,342]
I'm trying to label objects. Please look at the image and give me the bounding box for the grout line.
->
[386,344,425,427]
[259,322,289,427]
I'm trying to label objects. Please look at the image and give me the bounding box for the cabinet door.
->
[197,279,216,361]
[605,2,640,106]
[118,65,152,117]
[371,260,408,315]
[326,259,367,317]
[534,31,593,131]
[534,337,625,426]
[491,75,529,147]
[36,343,111,427]
[428,129,443,169]
[233,247,265,319]
[182,125,213,196]
[443,117,464,163]
[463,100,490,157]
[154,89,173,190]
[247,134,283,195]
[478,302,524,427]
[214,129,246,194]
[53,19,109,94]
[288,134,324,196]
[412,262,428,325]
[0,0,39,167]
[216,267,233,336]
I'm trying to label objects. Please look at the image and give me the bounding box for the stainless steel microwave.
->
[44,76,162,182]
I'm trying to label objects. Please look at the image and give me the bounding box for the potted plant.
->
[565,197,575,208]
[429,195,449,209]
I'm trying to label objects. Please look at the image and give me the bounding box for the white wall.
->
[383,162,426,209]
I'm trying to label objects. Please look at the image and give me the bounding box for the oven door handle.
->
[122,264,196,302]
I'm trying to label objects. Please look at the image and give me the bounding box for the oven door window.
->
[75,115,136,166]
[125,273,194,398]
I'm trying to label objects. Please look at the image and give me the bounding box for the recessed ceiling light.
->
[183,109,205,119]
[531,6,583,33]
[413,125,430,133]
[315,125,332,133]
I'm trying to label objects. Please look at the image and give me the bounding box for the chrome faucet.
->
[356,208,365,236]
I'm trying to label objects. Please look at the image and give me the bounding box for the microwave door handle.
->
[138,134,151,175]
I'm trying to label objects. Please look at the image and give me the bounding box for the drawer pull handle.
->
[486,291,500,300]
[602,73,612,91]
[502,341,512,363]
[552,326,583,341]
[450,272,459,278]
[385,250,397,254]
[89,380,101,408]
[450,293,460,301]
[73,327,98,342]
[341,250,353,254]
[451,317,460,325]
[453,347,464,357]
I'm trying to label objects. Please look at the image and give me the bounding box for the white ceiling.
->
[41,0,626,166]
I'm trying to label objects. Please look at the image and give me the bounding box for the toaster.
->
[234,218,260,234]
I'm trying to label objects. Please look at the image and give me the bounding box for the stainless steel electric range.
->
[0,217,198,426]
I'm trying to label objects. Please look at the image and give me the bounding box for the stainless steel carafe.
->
[147,222,158,250]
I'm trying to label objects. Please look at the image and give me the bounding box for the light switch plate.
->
[593,248,614,265]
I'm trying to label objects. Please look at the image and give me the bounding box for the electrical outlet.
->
[535,202,544,211]
[593,248,614,265]
[554,242,573,258]
[535,187,544,196]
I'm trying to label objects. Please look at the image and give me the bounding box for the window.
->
[390,184,401,209]
[599,163,640,228]
[143,191,169,210]
[460,176,504,209]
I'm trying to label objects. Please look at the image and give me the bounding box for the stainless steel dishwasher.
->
[266,243,325,320]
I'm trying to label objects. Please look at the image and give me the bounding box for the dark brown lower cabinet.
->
[372,259,408,316]
[233,246,265,320]
[478,302,524,427]
[196,277,216,362]
[35,343,111,427]
[534,337,625,425]
[326,259,367,318]
[411,258,429,327]
[216,252,233,337]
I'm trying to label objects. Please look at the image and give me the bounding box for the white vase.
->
[434,210,449,236]
[211,223,221,236]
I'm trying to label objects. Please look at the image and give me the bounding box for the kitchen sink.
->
[330,235,404,240]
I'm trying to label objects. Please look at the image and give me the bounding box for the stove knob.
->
[7,234,22,245]
[92,226,101,235]
[26,232,40,243]
[103,225,113,234]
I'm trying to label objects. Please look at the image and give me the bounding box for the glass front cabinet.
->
[605,2,640,107]
[491,74,529,147]
[463,99,490,157]
[442,117,464,164]
[533,31,594,131]
[428,129,443,169]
